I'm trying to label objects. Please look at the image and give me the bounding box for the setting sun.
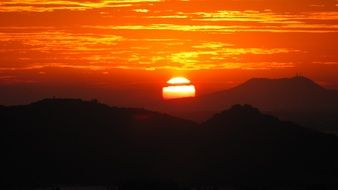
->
[167,77,191,85]
[162,77,196,100]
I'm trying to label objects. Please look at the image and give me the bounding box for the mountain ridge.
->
[2,99,338,188]
[159,76,338,134]
[214,76,325,95]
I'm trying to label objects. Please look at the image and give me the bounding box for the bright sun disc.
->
[167,77,191,85]
[162,77,196,100]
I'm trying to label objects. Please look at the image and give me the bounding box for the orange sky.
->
[0,0,338,105]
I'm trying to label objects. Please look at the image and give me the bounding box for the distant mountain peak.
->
[238,75,324,91]
[290,75,322,85]
[246,75,315,83]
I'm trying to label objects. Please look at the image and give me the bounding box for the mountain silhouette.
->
[205,76,337,111]
[196,104,338,186]
[2,99,338,189]
[160,76,338,134]
[1,99,197,187]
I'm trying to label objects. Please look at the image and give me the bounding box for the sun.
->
[167,77,191,85]
[162,77,196,100]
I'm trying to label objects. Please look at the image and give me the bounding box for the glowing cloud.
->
[0,0,338,84]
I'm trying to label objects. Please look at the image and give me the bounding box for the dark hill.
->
[1,99,197,187]
[1,99,338,188]
[196,104,338,185]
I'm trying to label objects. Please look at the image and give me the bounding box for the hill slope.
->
[1,99,338,188]
[197,104,338,185]
[1,99,197,187]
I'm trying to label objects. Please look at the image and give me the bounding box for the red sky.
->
[0,0,338,105]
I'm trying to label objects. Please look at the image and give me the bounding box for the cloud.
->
[0,0,163,12]
[0,0,337,75]
[0,29,302,71]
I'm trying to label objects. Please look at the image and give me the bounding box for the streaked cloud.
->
[0,0,162,12]
[0,0,337,84]
[134,9,150,13]
[84,24,338,33]
[0,29,301,71]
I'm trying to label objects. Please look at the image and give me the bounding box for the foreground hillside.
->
[1,99,338,189]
